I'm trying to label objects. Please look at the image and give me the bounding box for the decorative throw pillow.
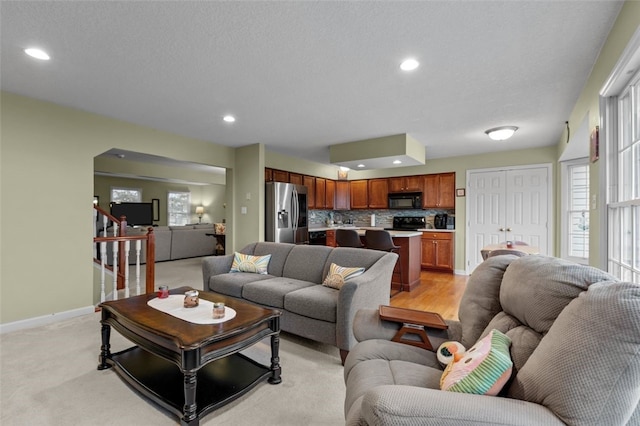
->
[440,329,513,396]
[230,252,271,274]
[322,263,365,289]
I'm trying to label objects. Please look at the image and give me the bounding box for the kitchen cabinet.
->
[289,173,303,185]
[325,179,335,209]
[335,181,350,210]
[303,176,316,209]
[388,176,422,193]
[423,172,455,208]
[392,234,423,292]
[421,231,454,272]
[265,168,273,182]
[272,169,289,183]
[315,178,326,208]
[326,229,336,247]
[368,179,389,209]
[350,180,369,209]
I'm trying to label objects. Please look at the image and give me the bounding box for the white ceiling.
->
[0,1,624,170]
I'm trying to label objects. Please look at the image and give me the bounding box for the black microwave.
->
[388,192,422,209]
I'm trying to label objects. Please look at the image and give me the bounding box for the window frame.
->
[601,36,640,282]
[561,158,590,264]
[110,187,142,203]
[167,191,191,226]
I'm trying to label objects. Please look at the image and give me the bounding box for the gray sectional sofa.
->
[104,224,216,264]
[201,242,398,362]
[343,255,640,425]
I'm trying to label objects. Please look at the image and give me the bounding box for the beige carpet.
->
[1,257,346,425]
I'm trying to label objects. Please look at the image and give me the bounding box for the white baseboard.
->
[454,268,468,276]
[0,305,95,334]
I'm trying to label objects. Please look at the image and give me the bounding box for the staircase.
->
[93,204,155,302]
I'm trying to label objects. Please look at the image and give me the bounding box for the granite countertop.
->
[308,226,422,237]
[309,226,455,234]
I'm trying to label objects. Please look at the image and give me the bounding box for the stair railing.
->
[93,205,155,302]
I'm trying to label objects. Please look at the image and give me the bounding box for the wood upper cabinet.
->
[272,169,289,183]
[368,178,389,209]
[325,179,335,210]
[315,177,326,208]
[303,175,316,209]
[265,168,273,182]
[289,173,303,185]
[335,181,350,210]
[350,180,369,209]
[423,172,456,208]
[421,231,454,272]
[388,175,422,193]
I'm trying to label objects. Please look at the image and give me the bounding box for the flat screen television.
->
[110,202,154,226]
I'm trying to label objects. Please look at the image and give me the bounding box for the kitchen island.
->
[309,227,422,292]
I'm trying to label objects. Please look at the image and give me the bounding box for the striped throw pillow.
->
[322,263,365,289]
[230,252,271,275]
[440,329,513,395]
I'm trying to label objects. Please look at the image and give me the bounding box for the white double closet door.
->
[466,164,551,273]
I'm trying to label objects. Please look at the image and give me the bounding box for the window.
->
[606,67,640,282]
[562,159,590,263]
[168,192,191,226]
[111,187,141,203]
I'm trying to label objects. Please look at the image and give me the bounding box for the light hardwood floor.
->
[390,271,468,321]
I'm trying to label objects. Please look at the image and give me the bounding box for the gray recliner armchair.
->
[344,255,640,425]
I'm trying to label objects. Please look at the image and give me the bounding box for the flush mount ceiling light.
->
[223,115,236,123]
[357,164,366,168]
[400,58,419,71]
[485,126,518,141]
[393,159,402,165]
[24,48,50,60]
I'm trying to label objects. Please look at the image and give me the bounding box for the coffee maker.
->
[434,213,448,229]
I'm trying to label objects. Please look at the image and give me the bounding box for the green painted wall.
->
[0,92,235,324]
[555,0,640,268]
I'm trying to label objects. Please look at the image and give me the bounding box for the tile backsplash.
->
[309,209,455,228]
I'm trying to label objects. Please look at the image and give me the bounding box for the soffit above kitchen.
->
[330,134,425,171]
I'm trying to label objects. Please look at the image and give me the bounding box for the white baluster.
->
[100,241,107,303]
[93,209,97,259]
[135,240,141,295]
[112,240,118,301]
[124,240,130,298]
[103,216,108,237]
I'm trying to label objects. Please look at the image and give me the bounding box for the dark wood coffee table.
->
[98,286,281,426]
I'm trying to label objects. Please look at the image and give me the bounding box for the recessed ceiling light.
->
[357,164,366,168]
[223,115,236,123]
[485,126,518,141]
[393,160,402,165]
[400,58,419,71]
[24,48,50,60]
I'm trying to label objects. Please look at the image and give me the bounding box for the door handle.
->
[506,228,512,232]
[499,227,505,232]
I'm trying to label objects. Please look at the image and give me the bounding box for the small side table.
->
[379,305,448,351]
[205,233,226,255]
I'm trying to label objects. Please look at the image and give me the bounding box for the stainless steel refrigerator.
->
[265,182,309,244]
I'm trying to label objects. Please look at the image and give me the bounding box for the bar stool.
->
[336,229,364,248]
[365,230,403,292]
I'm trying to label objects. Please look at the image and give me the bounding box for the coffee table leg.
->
[268,334,282,384]
[181,371,198,426]
[97,322,112,370]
